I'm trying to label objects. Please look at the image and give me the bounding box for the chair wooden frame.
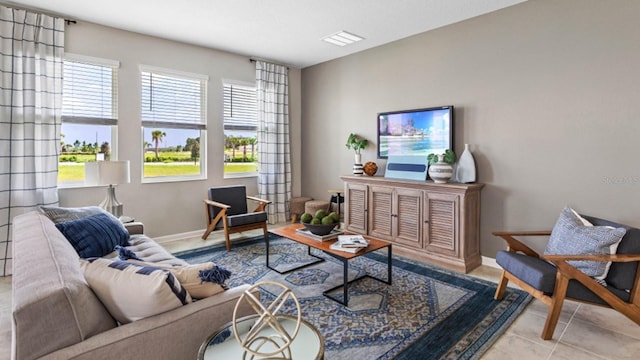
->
[203,195,271,251]
[493,231,640,340]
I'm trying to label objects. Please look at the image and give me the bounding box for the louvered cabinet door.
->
[393,187,423,248]
[368,185,394,240]
[424,192,459,258]
[345,182,368,233]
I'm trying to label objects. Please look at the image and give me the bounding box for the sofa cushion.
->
[129,260,229,299]
[80,258,192,324]
[40,205,105,223]
[55,212,131,258]
[119,234,189,265]
[12,212,117,360]
[544,207,626,278]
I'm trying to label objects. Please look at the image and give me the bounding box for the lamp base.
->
[100,185,123,218]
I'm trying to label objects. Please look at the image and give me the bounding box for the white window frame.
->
[140,65,208,183]
[223,79,258,179]
[59,53,120,188]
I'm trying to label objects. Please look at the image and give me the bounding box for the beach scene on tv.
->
[378,108,451,158]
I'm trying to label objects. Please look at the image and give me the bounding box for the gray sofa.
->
[11,210,255,360]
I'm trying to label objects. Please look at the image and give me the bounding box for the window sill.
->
[223,172,258,179]
[142,174,207,184]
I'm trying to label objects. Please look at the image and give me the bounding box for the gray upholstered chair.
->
[494,214,640,340]
[202,185,270,251]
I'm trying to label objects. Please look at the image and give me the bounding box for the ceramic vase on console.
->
[456,144,476,183]
[353,153,364,176]
[428,154,453,183]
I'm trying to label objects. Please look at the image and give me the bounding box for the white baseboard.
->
[153,229,205,244]
[482,256,500,269]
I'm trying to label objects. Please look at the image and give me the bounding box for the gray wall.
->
[59,22,302,238]
[301,0,640,257]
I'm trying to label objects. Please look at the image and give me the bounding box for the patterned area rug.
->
[175,235,530,360]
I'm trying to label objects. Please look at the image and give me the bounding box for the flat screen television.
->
[377,105,454,159]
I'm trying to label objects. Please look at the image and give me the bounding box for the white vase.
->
[456,144,476,183]
[428,154,453,183]
[353,153,363,176]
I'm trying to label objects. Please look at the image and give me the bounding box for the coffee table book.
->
[295,228,344,241]
[336,235,368,248]
[329,241,366,253]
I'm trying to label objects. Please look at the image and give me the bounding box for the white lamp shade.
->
[85,161,131,186]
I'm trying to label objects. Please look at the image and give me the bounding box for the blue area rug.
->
[174,235,530,360]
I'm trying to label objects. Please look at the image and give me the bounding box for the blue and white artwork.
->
[384,155,429,181]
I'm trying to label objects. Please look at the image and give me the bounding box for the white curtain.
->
[255,61,291,224]
[0,6,64,276]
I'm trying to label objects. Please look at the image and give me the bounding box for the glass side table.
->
[198,314,324,360]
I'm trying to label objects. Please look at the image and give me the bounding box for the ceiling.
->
[5,0,526,68]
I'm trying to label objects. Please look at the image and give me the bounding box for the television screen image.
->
[377,106,453,159]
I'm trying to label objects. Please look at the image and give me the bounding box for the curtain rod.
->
[249,57,290,70]
[1,1,76,23]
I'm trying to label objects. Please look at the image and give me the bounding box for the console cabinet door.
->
[393,187,423,248]
[345,183,368,233]
[368,185,393,240]
[424,192,459,258]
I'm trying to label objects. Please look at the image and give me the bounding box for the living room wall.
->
[59,22,302,238]
[301,0,640,258]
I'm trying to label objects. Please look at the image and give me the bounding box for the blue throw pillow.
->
[544,207,626,279]
[56,212,131,258]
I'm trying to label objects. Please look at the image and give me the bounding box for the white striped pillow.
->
[80,258,192,324]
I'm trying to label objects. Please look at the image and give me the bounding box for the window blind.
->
[141,68,207,130]
[223,83,257,130]
[62,57,118,125]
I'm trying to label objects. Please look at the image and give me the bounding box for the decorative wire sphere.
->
[232,281,302,359]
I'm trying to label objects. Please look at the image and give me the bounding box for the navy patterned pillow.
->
[544,207,626,278]
[55,212,131,258]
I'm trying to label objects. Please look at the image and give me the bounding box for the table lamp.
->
[85,160,131,217]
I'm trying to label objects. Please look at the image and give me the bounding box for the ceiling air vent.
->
[321,31,364,47]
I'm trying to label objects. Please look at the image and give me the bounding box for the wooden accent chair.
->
[493,214,640,340]
[202,185,271,251]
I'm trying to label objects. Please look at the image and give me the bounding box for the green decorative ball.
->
[300,213,313,223]
[321,216,334,225]
[315,210,327,220]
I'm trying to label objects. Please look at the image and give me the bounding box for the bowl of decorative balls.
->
[300,210,340,235]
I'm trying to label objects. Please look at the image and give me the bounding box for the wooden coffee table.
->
[268,224,392,306]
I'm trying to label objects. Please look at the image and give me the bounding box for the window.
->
[140,66,207,182]
[59,54,119,187]
[223,81,258,178]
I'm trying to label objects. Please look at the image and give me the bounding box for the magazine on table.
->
[336,235,369,248]
[329,241,366,253]
[328,235,369,253]
[295,228,344,241]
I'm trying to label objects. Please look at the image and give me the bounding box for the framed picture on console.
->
[377,105,454,159]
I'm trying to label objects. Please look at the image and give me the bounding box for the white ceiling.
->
[6,0,526,68]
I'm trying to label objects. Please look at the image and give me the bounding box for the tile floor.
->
[1,225,638,359]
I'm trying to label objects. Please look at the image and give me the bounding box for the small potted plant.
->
[427,149,456,183]
[345,133,369,175]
